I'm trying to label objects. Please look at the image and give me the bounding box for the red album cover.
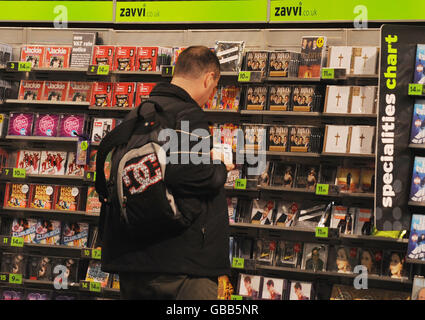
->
[92,45,115,66]
[54,185,81,211]
[29,184,55,210]
[113,46,136,71]
[41,81,69,102]
[4,183,30,208]
[16,150,41,174]
[20,46,46,68]
[67,82,92,103]
[18,80,44,101]
[44,46,71,68]
[135,47,159,72]
[112,82,135,108]
[90,82,113,108]
[135,83,156,107]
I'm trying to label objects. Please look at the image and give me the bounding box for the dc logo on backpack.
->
[95,99,189,238]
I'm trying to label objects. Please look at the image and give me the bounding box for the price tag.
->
[234,179,247,190]
[409,83,424,96]
[10,237,24,248]
[82,249,91,259]
[9,273,22,285]
[92,249,101,260]
[80,281,90,291]
[18,62,32,72]
[315,227,329,238]
[90,281,102,292]
[232,257,245,269]
[81,141,88,151]
[85,171,96,182]
[0,273,7,282]
[321,68,335,79]
[6,61,31,72]
[12,168,26,179]
[230,295,243,300]
[316,183,329,195]
[238,71,251,82]
[97,64,109,75]
[161,65,174,77]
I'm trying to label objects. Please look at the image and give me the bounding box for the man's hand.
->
[211,148,235,171]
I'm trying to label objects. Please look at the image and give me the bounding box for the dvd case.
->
[350,86,377,114]
[85,261,109,287]
[351,47,378,75]
[412,276,425,300]
[58,114,85,137]
[91,118,116,142]
[0,287,25,300]
[65,152,84,176]
[16,150,41,174]
[335,167,361,193]
[291,86,320,112]
[270,162,296,188]
[62,222,89,247]
[1,253,27,277]
[135,47,158,72]
[288,281,313,300]
[407,214,425,262]
[41,81,69,101]
[328,246,358,274]
[29,184,55,210]
[324,86,351,114]
[44,46,71,68]
[86,187,101,214]
[214,41,245,72]
[219,86,241,110]
[410,101,425,144]
[237,273,261,300]
[20,45,45,68]
[274,201,299,227]
[135,83,156,107]
[90,82,113,108]
[255,239,276,265]
[244,51,269,78]
[323,125,350,154]
[268,126,288,152]
[250,199,274,225]
[267,86,292,111]
[348,126,375,154]
[33,113,60,137]
[67,82,92,102]
[112,82,135,108]
[358,248,383,275]
[244,86,268,111]
[410,156,425,203]
[92,45,115,67]
[275,241,302,268]
[382,250,409,279]
[34,219,61,245]
[113,46,136,71]
[296,165,319,191]
[39,151,67,175]
[54,185,81,211]
[11,218,37,243]
[298,36,327,79]
[18,80,44,101]
[261,277,286,300]
[301,243,328,272]
[354,208,373,236]
[4,183,30,208]
[8,112,34,136]
[244,125,266,150]
[327,46,353,74]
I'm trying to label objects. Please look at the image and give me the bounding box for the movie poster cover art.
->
[39,151,67,175]
[410,156,425,203]
[407,214,425,261]
[62,222,89,248]
[298,36,327,79]
[16,150,41,174]
[268,86,292,111]
[54,185,81,211]
[268,126,288,152]
[29,184,54,210]
[34,219,61,245]
[4,183,30,208]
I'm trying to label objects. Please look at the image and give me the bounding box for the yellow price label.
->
[317,37,325,48]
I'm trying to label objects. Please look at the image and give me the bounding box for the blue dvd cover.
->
[407,214,425,261]
[414,44,425,84]
[410,101,425,144]
[410,156,425,202]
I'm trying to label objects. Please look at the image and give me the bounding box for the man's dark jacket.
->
[98,83,230,277]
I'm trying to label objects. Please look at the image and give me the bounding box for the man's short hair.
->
[173,46,220,79]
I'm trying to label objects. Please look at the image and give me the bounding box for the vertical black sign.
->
[70,32,97,68]
[376,25,425,230]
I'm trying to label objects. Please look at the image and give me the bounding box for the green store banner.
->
[115,0,268,23]
[270,0,425,23]
[0,1,113,22]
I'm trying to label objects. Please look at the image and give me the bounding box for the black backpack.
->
[95,99,190,239]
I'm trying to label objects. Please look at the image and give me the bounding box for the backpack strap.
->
[95,99,169,201]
